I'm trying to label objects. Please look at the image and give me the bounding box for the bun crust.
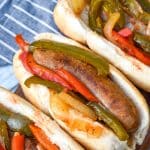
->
[54,0,150,92]
[13,33,150,150]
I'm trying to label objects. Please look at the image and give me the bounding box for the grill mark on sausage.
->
[33,50,139,132]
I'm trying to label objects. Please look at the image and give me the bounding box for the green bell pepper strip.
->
[0,105,11,121]
[89,0,104,34]
[119,0,142,17]
[0,104,32,137]
[0,120,10,150]
[87,102,129,141]
[24,76,64,93]
[139,12,150,25]
[29,40,109,76]
[134,32,150,53]
[25,76,94,105]
[89,0,125,34]
[102,0,125,28]
[119,0,150,24]
[137,0,150,13]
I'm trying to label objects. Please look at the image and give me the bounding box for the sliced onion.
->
[67,0,87,15]
[50,94,70,121]
[50,92,102,137]
[57,92,97,121]
[103,12,120,43]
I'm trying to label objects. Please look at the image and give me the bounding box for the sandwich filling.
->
[15,34,139,144]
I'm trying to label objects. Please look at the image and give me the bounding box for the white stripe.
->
[25,0,53,15]
[0,24,16,37]
[0,0,7,9]
[5,14,38,35]
[0,40,17,53]
[0,55,12,64]
[13,5,60,35]
[52,0,57,3]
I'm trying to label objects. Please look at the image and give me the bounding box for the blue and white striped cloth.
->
[0,0,61,91]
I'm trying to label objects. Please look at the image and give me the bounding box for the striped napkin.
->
[0,0,61,91]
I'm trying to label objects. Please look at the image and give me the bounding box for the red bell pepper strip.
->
[56,69,98,102]
[16,34,34,73]
[112,31,150,65]
[132,47,150,66]
[15,34,103,100]
[15,34,73,90]
[15,34,29,52]
[29,124,59,150]
[0,143,5,150]
[26,53,73,90]
[118,28,132,38]
[11,132,24,150]
[19,52,34,73]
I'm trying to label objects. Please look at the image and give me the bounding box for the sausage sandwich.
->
[13,33,150,150]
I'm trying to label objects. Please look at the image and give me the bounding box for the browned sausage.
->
[33,50,139,132]
[25,138,37,150]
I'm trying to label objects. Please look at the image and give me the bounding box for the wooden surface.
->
[137,89,150,150]
[15,86,150,150]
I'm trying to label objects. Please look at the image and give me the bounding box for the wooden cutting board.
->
[15,86,150,150]
[137,90,150,150]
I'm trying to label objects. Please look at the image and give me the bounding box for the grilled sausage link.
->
[33,50,139,132]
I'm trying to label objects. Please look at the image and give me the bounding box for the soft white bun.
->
[13,33,149,150]
[54,0,150,92]
[0,86,84,150]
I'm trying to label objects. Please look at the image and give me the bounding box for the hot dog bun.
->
[13,33,149,150]
[53,0,150,92]
[0,86,84,150]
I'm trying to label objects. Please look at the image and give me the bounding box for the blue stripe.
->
[0,0,61,91]
[0,0,58,69]
[0,0,10,19]
[0,43,15,65]
[0,65,18,90]
[11,5,58,34]
[22,0,61,32]
[27,0,57,11]
[0,27,18,49]
[0,58,11,66]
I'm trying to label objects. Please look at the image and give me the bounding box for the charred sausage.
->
[33,49,139,132]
